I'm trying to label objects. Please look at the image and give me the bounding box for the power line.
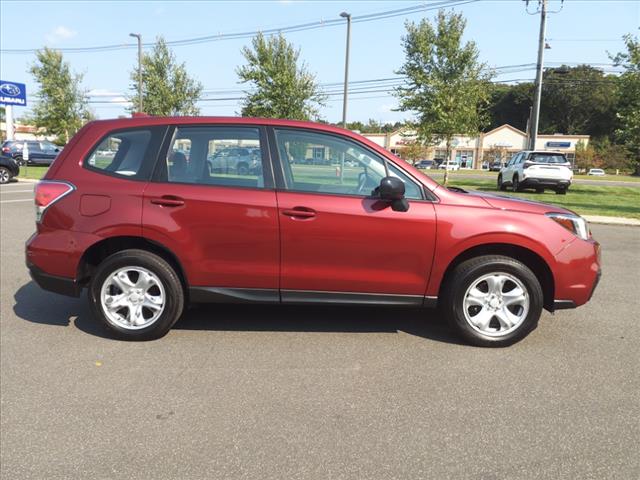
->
[1,0,481,55]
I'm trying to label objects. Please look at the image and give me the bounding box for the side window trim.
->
[268,126,428,201]
[151,124,275,190]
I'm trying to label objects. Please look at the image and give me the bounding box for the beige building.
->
[363,124,589,168]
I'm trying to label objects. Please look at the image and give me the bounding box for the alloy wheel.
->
[100,266,166,330]
[462,272,530,337]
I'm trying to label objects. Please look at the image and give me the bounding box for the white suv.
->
[497,151,572,195]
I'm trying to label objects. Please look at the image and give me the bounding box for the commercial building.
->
[363,124,589,168]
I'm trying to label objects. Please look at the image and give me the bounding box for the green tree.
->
[237,33,325,120]
[401,139,428,165]
[29,47,90,144]
[539,65,618,138]
[610,33,640,174]
[128,37,202,116]
[487,82,534,132]
[395,10,492,184]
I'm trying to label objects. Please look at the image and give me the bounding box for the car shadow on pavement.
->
[13,281,465,345]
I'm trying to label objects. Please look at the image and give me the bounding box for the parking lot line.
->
[0,199,33,204]
[0,190,34,194]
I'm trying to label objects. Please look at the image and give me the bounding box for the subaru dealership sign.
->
[0,80,27,106]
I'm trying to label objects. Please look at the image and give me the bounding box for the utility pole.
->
[340,12,351,127]
[129,33,143,113]
[529,0,547,150]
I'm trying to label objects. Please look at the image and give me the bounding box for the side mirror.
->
[374,176,409,212]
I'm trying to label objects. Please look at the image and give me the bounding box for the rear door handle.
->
[282,207,316,219]
[150,196,185,207]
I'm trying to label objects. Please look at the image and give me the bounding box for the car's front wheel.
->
[497,174,507,191]
[442,255,543,347]
[88,249,184,340]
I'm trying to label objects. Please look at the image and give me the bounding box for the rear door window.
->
[85,127,166,180]
[161,126,270,189]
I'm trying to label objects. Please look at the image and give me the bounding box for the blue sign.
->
[546,141,571,149]
[0,80,27,106]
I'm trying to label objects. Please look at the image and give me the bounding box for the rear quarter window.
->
[84,127,165,180]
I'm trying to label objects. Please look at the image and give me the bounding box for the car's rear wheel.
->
[442,255,543,347]
[88,249,184,340]
[512,175,520,192]
[0,166,12,184]
[15,156,24,166]
[555,187,568,195]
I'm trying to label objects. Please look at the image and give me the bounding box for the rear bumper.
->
[27,262,81,297]
[521,177,571,188]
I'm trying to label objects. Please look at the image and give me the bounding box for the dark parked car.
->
[1,140,61,166]
[0,154,20,184]
[27,116,600,347]
[489,161,504,172]
[416,160,435,170]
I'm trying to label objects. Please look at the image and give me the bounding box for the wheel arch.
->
[77,236,188,297]
[438,243,555,312]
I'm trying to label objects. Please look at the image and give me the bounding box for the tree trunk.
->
[443,138,451,186]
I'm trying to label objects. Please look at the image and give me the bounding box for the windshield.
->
[529,153,567,164]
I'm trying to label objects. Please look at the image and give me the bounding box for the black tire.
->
[512,175,520,192]
[15,156,24,166]
[236,162,249,175]
[535,188,544,194]
[441,255,543,347]
[0,166,12,184]
[88,249,184,340]
[555,187,567,195]
[497,174,507,191]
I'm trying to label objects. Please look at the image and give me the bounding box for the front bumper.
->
[553,238,601,308]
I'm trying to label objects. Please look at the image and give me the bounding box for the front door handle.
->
[150,195,185,207]
[282,207,316,219]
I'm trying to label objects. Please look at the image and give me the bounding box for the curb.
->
[584,215,640,227]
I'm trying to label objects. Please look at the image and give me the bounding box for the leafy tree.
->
[237,33,325,120]
[344,119,403,133]
[575,140,598,171]
[539,65,618,138]
[610,33,640,174]
[487,82,533,132]
[29,47,90,144]
[395,10,492,184]
[128,37,202,116]
[401,140,428,165]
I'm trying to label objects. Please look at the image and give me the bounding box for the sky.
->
[1,0,638,123]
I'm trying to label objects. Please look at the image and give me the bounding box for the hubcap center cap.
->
[489,297,501,309]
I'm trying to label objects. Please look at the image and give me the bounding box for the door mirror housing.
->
[374,176,409,212]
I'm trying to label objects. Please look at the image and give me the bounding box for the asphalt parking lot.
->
[1,180,639,480]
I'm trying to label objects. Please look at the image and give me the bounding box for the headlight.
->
[546,213,590,240]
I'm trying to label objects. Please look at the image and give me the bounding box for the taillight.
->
[34,180,75,222]
[1,146,10,153]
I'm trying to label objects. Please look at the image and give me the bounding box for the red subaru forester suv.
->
[26,117,601,346]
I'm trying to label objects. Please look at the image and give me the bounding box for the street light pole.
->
[340,12,351,128]
[129,33,143,113]
[529,0,547,150]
